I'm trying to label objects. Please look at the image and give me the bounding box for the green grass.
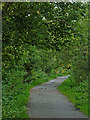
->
[2,72,69,118]
[12,73,67,118]
[57,77,89,116]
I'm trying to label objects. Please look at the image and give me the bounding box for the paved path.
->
[27,76,88,118]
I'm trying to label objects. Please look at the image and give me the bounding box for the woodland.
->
[2,2,88,118]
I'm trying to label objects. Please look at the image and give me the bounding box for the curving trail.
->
[27,76,88,118]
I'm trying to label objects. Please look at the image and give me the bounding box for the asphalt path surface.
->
[27,76,88,118]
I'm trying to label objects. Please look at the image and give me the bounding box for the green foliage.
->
[70,45,88,85]
[2,44,68,118]
[2,2,88,118]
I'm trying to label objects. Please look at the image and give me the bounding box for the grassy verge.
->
[2,73,69,118]
[13,73,68,118]
[57,76,89,116]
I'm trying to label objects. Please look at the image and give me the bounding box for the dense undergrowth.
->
[3,70,67,118]
[2,45,70,118]
[2,43,70,118]
[58,76,89,116]
[2,2,88,118]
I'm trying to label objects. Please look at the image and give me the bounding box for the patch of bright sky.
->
[28,14,30,16]
[55,6,58,9]
[53,0,89,2]
[42,17,46,20]
[69,0,88,2]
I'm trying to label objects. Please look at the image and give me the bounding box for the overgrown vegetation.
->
[2,2,88,118]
